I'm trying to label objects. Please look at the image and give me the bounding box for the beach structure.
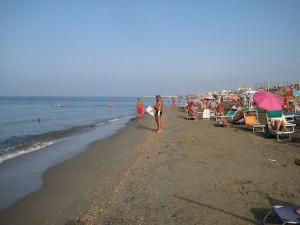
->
[241,91,257,110]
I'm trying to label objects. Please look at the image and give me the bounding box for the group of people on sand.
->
[185,99,225,120]
[183,98,291,133]
[136,95,291,134]
[136,95,163,133]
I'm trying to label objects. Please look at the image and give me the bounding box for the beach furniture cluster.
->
[179,89,300,142]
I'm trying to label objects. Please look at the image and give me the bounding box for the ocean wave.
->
[0,115,133,163]
[98,115,133,125]
[108,118,120,123]
[0,139,63,163]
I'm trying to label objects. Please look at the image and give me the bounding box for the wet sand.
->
[0,107,299,225]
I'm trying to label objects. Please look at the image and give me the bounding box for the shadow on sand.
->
[174,195,258,224]
[174,195,298,224]
[135,124,156,131]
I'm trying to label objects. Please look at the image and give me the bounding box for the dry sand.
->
[0,107,299,225]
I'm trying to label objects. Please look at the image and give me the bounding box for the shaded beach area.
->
[0,107,299,224]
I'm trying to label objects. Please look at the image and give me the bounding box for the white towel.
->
[146,105,155,117]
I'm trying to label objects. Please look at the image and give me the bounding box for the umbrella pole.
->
[294,97,296,113]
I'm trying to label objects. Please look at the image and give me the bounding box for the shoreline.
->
[0,108,299,224]
[0,116,133,212]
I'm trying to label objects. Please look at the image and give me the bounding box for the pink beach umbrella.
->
[253,91,283,110]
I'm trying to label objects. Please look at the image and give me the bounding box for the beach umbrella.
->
[284,89,300,97]
[294,90,300,97]
[253,91,283,110]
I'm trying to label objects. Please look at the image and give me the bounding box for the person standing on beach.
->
[172,97,176,110]
[136,98,144,121]
[216,101,224,115]
[153,95,163,133]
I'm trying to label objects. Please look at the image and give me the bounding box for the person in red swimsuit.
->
[136,98,144,121]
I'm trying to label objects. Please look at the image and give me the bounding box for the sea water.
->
[0,96,154,211]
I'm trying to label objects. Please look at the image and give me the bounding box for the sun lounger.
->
[244,114,265,132]
[266,110,296,141]
[216,108,239,126]
[186,113,197,121]
[216,108,238,120]
[284,112,300,123]
[266,123,296,142]
[267,110,286,122]
[263,204,300,225]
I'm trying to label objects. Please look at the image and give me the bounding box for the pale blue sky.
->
[0,0,299,97]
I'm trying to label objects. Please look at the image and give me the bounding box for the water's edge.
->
[0,116,135,212]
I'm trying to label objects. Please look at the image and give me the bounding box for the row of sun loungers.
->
[184,106,298,142]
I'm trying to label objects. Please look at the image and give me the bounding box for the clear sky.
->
[0,0,299,97]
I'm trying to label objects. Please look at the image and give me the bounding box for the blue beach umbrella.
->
[293,90,300,97]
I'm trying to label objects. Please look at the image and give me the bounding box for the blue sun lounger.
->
[263,205,300,225]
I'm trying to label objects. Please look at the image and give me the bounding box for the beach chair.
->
[266,110,296,141]
[267,110,286,122]
[186,111,197,121]
[216,108,238,126]
[244,112,265,132]
[186,114,197,121]
[263,204,300,225]
[245,109,259,117]
[284,113,295,123]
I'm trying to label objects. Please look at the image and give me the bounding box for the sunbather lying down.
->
[231,111,244,124]
[268,120,289,132]
[219,112,244,126]
[220,117,230,126]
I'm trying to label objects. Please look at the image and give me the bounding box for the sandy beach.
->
[0,107,299,225]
